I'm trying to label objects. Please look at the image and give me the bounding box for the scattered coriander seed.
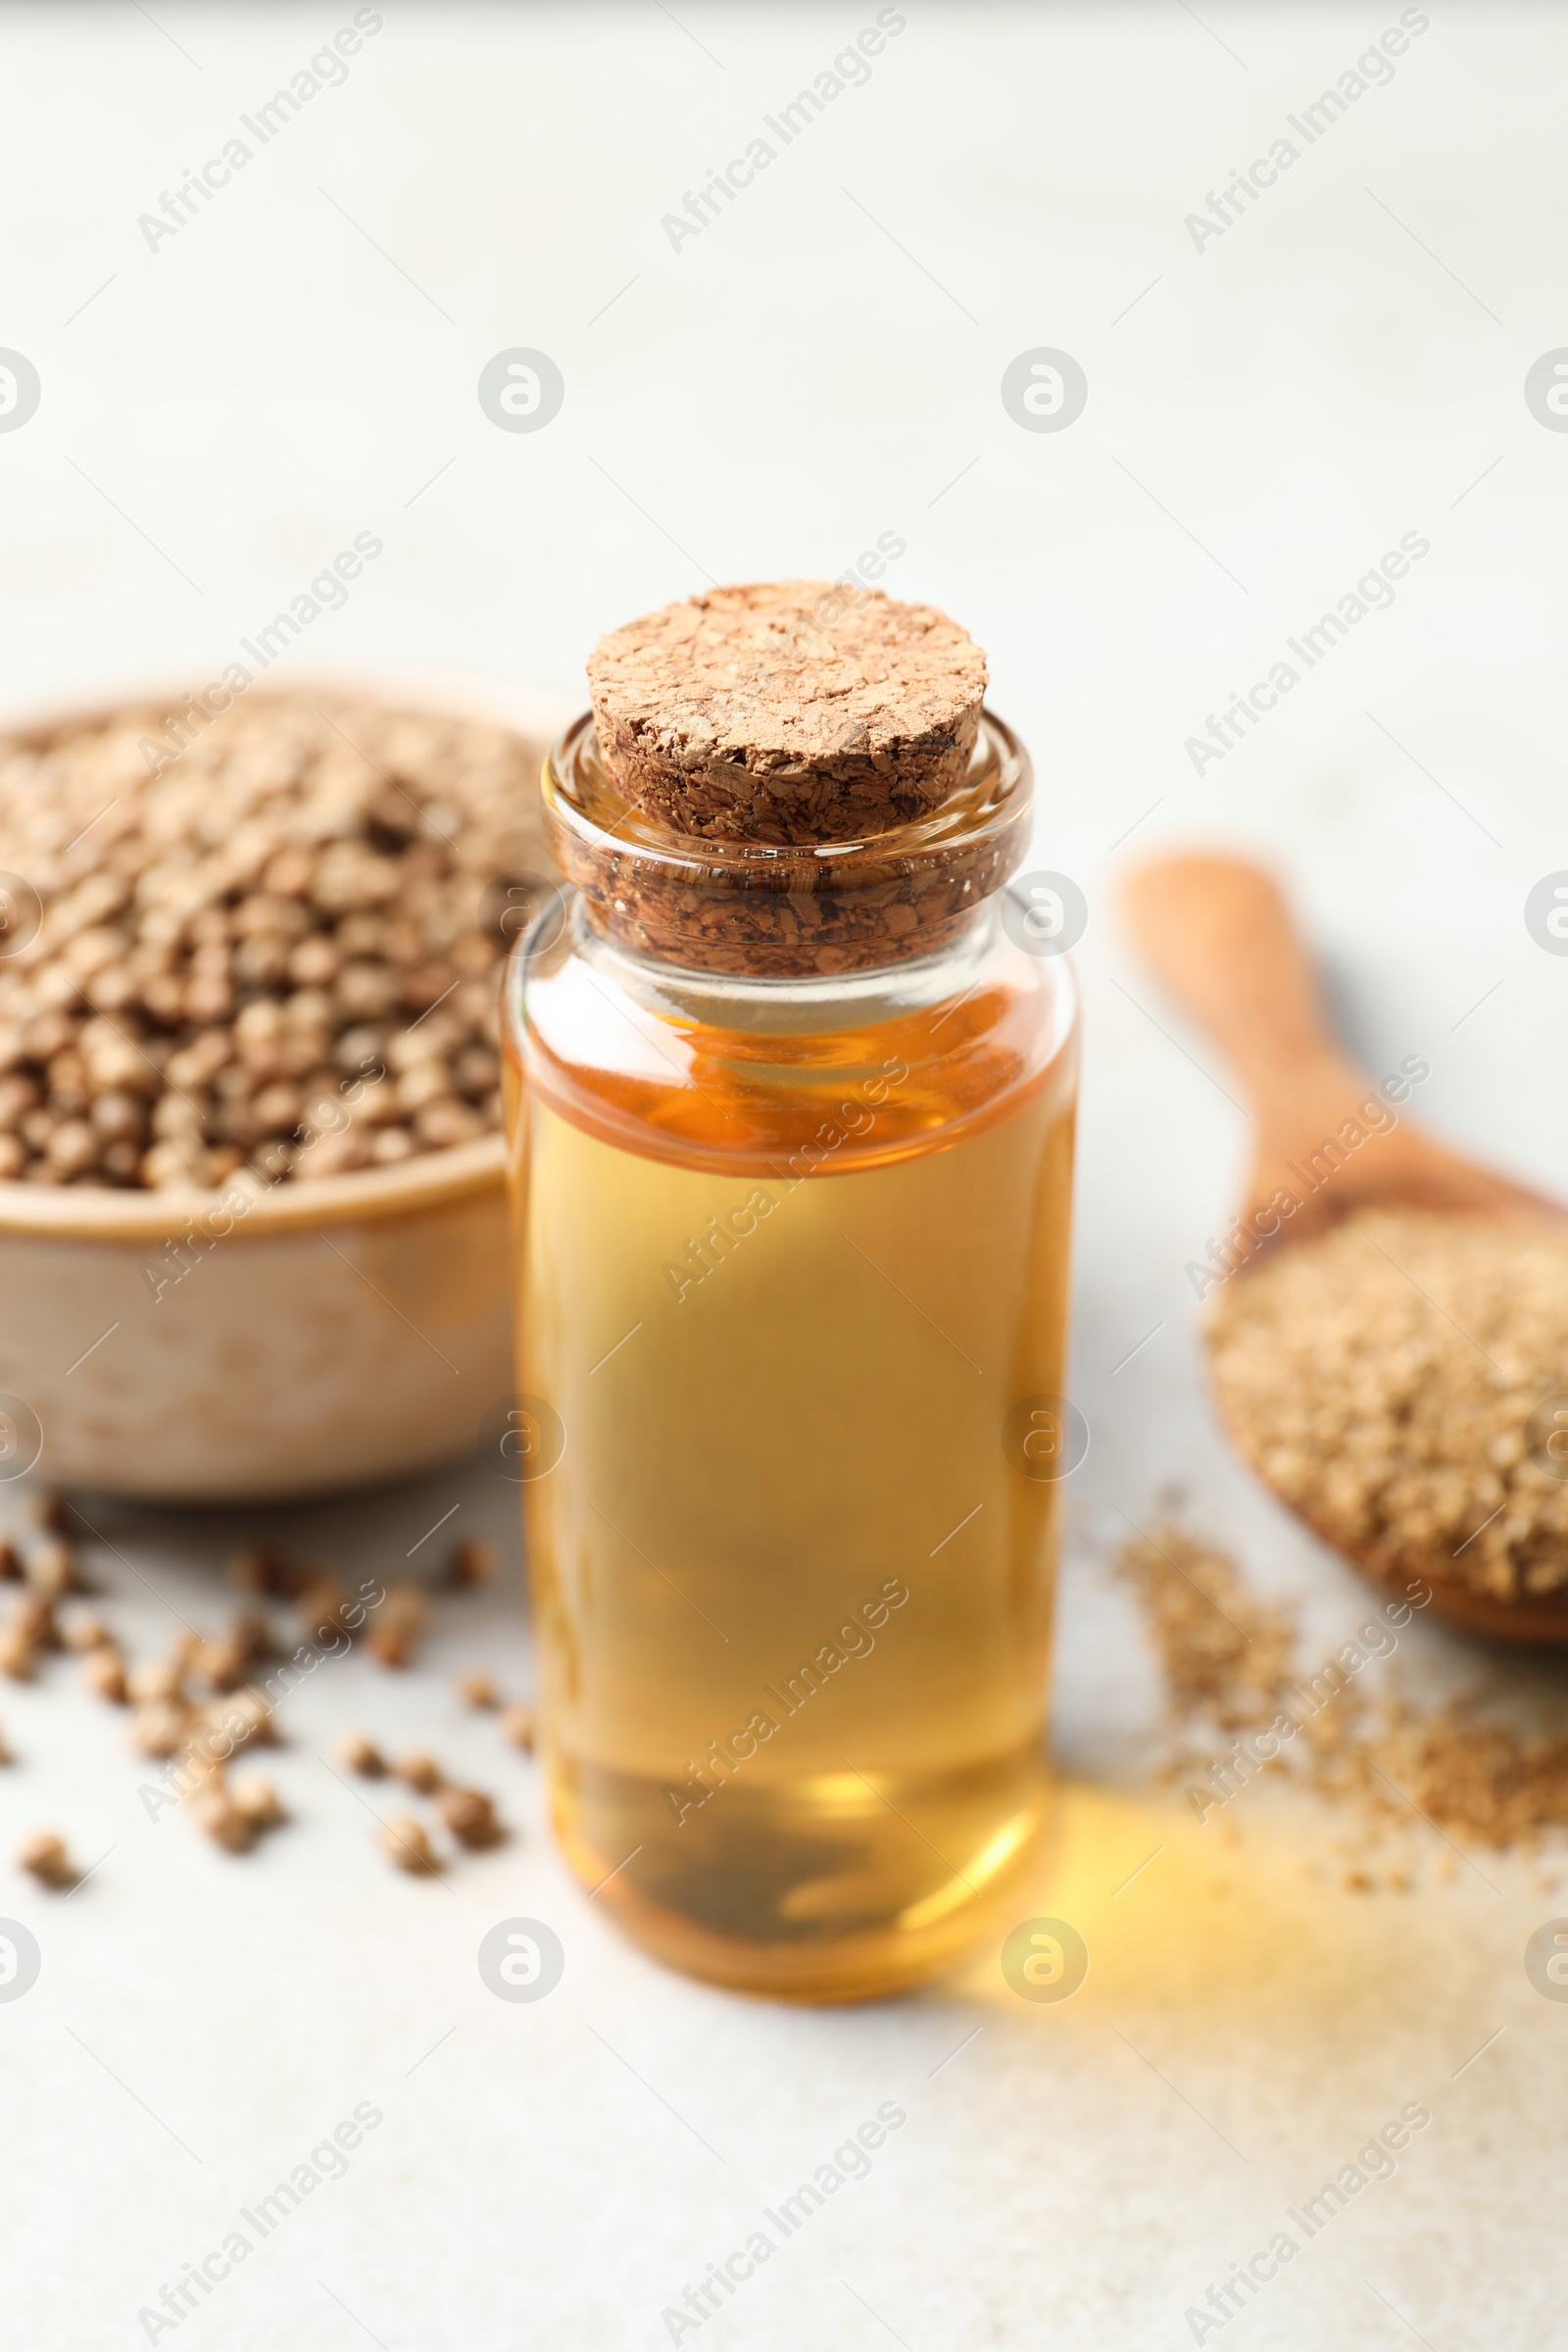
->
[229,1545,291,1596]
[198,1613,271,1691]
[231,1777,285,1830]
[449,1538,498,1587]
[0,1497,537,1883]
[296,1579,353,1643]
[394,1750,442,1794]
[368,1583,427,1669]
[61,1609,111,1652]
[0,1622,37,1681]
[13,1594,58,1652]
[209,1688,275,1748]
[197,1636,251,1691]
[127,1658,185,1706]
[380,1814,439,1874]
[19,1829,74,1887]
[500,1703,535,1753]
[438,1786,501,1848]
[82,1646,128,1704]
[24,1541,75,1600]
[0,1592,53,1676]
[128,1699,190,1757]
[178,1743,226,1791]
[190,1786,257,1854]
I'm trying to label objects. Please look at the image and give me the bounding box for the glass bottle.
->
[504,707,1078,2001]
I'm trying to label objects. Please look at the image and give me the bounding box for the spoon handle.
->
[1121,855,1359,1104]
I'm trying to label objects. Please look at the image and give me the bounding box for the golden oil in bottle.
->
[507,709,1078,2000]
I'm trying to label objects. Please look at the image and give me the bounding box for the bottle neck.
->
[565,895,1002,1036]
[539,709,1034,983]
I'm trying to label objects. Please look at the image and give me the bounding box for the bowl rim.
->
[0,661,572,1242]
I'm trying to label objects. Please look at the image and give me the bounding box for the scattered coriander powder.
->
[1114,1522,1297,1735]
[1116,1522,1568,1858]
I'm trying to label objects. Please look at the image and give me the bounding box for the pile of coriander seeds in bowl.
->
[0,688,554,1192]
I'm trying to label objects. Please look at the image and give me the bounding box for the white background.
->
[1,5,1565,2346]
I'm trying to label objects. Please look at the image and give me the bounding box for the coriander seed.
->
[19,1830,74,1887]
[380,1815,438,1874]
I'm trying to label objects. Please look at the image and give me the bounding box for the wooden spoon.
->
[1122,853,1568,1644]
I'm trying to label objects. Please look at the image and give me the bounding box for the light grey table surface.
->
[1,5,1564,2345]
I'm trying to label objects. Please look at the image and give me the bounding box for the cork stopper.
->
[586,580,988,846]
